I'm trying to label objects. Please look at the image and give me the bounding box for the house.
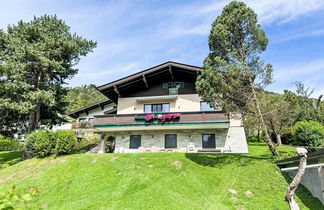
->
[68,61,248,153]
[276,149,324,205]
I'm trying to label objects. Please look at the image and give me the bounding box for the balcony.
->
[71,122,95,130]
[92,111,229,131]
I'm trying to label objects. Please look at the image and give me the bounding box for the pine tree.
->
[196,1,278,155]
[0,15,96,133]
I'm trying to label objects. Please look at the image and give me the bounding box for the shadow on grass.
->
[282,172,323,210]
[185,153,272,168]
[0,151,22,170]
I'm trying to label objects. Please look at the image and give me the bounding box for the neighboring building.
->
[68,61,248,153]
[276,149,324,205]
[69,99,116,136]
[52,122,72,132]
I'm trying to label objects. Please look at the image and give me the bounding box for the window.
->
[165,134,177,148]
[162,82,185,89]
[130,135,141,149]
[88,118,94,122]
[79,118,87,122]
[144,104,170,113]
[202,134,215,148]
[200,102,215,111]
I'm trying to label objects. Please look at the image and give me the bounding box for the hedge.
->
[0,139,22,151]
[25,130,77,158]
[292,121,324,147]
[54,130,77,156]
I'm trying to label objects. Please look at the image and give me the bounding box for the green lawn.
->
[0,151,21,170]
[0,143,322,209]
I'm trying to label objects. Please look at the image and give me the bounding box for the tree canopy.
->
[65,85,107,114]
[196,1,278,155]
[0,15,96,133]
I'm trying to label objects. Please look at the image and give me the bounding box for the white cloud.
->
[247,0,324,24]
[274,58,324,81]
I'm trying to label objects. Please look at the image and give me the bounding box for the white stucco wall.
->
[77,103,115,122]
[117,94,203,114]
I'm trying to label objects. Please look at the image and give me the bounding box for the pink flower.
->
[172,113,181,119]
[144,114,155,121]
[161,113,181,121]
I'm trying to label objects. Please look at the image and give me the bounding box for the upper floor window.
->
[79,118,87,122]
[144,103,170,113]
[200,102,215,111]
[88,118,94,122]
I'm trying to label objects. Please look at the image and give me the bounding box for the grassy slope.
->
[0,144,322,210]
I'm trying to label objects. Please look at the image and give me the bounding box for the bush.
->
[0,139,22,151]
[80,121,90,128]
[281,127,294,145]
[25,130,57,158]
[292,121,324,147]
[54,130,77,156]
[77,134,102,153]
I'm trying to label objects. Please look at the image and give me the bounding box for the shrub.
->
[54,130,77,156]
[78,134,102,153]
[80,121,90,128]
[281,127,293,145]
[292,121,324,147]
[0,139,22,151]
[25,130,57,158]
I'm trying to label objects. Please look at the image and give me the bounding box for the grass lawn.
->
[0,151,21,170]
[0,143,322,209]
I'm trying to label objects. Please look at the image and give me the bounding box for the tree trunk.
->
[276,133,282,146]
[257,125,261,142]
[27,101,41,133]
[249,78,279,156]
[285,148,308,210]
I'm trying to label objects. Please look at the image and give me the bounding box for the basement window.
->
[130,135,141,149]
[165,134,177,148]
[202,134,216,148]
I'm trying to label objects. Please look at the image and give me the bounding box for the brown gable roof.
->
[96,61,203,102]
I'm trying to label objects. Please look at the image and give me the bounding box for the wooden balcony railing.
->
[71,122,95,129]
[94,111,229,126]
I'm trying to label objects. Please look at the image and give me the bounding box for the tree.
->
[0,15,96,133]
[65,85,107,114]
[259,92,291,145]
[196,1,278,155]
[284,82,324,125]
[285,148,307,210]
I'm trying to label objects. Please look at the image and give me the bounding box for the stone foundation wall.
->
[112,127,248,153]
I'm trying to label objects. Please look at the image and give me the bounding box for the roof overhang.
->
[68,99,113,118]
[135,95,178,102]
[96,61,203,102]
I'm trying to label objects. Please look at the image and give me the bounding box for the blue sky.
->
[1,0,324,97]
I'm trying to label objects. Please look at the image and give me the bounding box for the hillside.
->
[0,143,322,209]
